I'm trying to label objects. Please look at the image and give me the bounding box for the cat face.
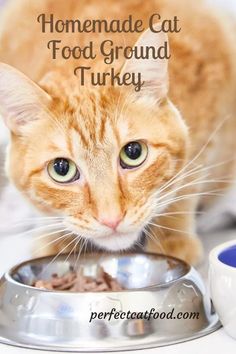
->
[0,27,188,251]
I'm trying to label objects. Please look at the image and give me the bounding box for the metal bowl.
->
[0,252,220,352]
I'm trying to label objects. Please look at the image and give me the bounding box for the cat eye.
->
[120,141,148,169]
[47,158,80,183]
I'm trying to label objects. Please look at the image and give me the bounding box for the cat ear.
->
[120,24,169,103]
[0,63,52,135]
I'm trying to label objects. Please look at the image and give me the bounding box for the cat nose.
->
[99,216,122,230]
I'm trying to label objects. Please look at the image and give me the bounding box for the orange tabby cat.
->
[0,0,236,264]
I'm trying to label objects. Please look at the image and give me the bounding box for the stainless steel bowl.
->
[0,252,220,352]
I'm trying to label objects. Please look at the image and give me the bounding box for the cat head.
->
[0,28,188,251]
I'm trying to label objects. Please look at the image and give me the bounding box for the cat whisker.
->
[33,228,70,242]
[154,165,235,209]
[156,162,213,198]
[40,233,76,275]
[151,210,205,220]
[0,216,64,232]
[156,172,210,202]
[143,225,166,254]
[156,117,235,198]
[31,230,73,257]
[155,163,206,199]
[1,222,65,238]
[83,237,89,256]
[74,237,86,271]
[63,236,81,264]
[171,115,231,182]
[20,216,63,221]
[155,173,226,204]
[155,189,224,211]
[148,221,193,236]
[131,239,143,250]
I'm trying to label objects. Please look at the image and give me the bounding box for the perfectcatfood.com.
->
[89,308,200,322]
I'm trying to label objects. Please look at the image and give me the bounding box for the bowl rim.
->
[3,251,191,294]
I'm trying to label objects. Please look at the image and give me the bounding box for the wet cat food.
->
[33,266,124,292]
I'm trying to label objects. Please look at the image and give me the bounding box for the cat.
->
[0,0,236,265]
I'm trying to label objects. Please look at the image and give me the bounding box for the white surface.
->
[1,230,236,353]
[0,330,235,354]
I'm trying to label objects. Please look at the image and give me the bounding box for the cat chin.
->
[91,231,140,251]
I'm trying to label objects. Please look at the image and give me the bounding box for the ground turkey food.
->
[33,266,124,292]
